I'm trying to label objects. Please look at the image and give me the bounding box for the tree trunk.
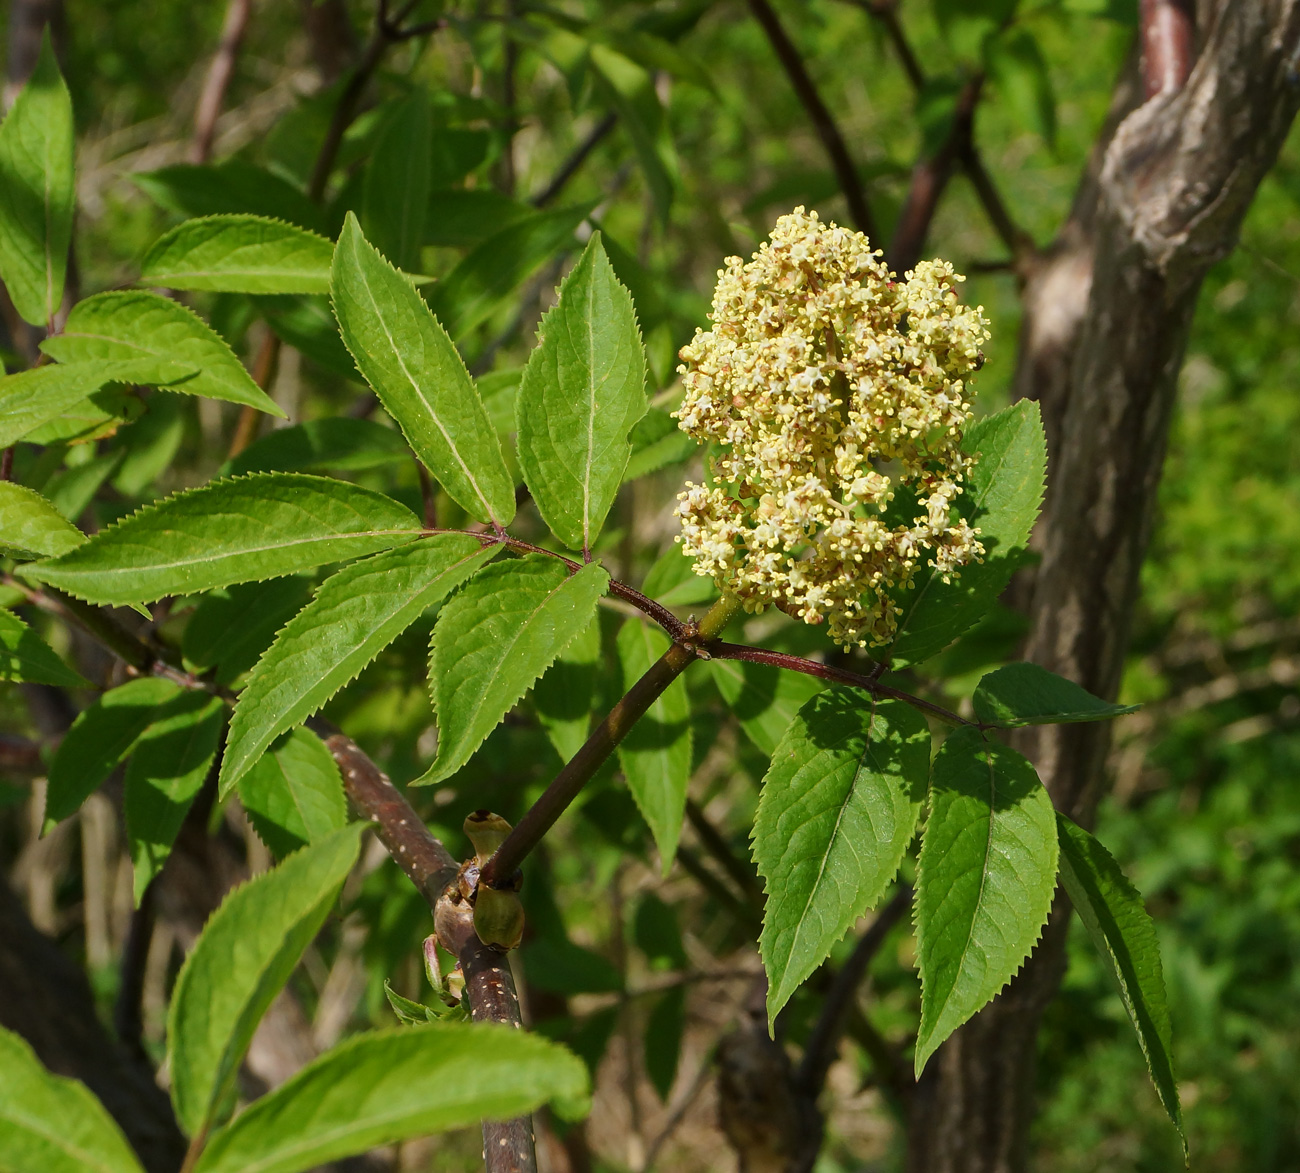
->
[906,4,1300,1170]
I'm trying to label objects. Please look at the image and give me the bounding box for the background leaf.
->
[0,482,84,559]
[25,473,422,606]
[224,419,409,476]
[0,1026,145,1173]
[239,727,349,859]
[0,610,86,687]
[182,576,316,687]
[888,400,1047,668]
[709,658,822,757]
[133,161,325,232]
[1057,813,1184,1149]
[168,825,363,1138]
[330,214,515,526]
[986,27,1057,150]
[221,536,495,794]
[516,233,647,553]
[362,91,432,274]
[41,291,284,416]
[124,692,224,903]
[914,728,1059,1074]
[973,662,1139,727]
[420,557,609,784]
[191,1025,590,1173]
[534,613,601,763]
[615,619,691,872]
[44,677,181,830]
[0,34,73,326]
[756,691,929,1023]
[140,215,333,294]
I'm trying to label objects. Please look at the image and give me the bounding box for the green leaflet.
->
[755,692,929,1024]
[516,233,647,553]
[1057,813,1184,1149]
[427,204,593,339]
[0,1026,145,1173]
[362,91,431,274]
[0,359,196,449]
[40,291,285,416]
[133,162,326,233]
[645,987,686,1101]
[124,692,224,904]
[221,536,496,795]
[140,215,334,294]
[0,482,84,559]
[44,677,182,831]
[182,576,316,687]
[330,214,515,526]
[23,473,423,606]
[419,556,609,785]
[642,543,716,607]
[239,727,348,859]
[225,418,409,476]
[168,825,363,1138]
[914,728,1059,1075]
[973,662,1140,727]
[44,451,124,522]
[615,619,691,872]
[0,35,73,327]
[0,609,87,687]
[191,1025,590,1173]
[534,613,601,763]
[888,401,1046,668]
[708,658,823,757]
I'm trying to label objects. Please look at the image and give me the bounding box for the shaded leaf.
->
[517,233,647,553]
[140,215,333,294]
[191,1025,590,1173]
[222,535,495,795]
[425,188,532,248]
[624,407,697,481]
[330,214,515,526]
[709,658,822,757]
[255,294,360,382]
[1057,813,1184,1149]
[239,727,348,858]
[0,1025,145,1173]
[225,418,409,476]
[645,987,686,1102]
[419,556,609,784]
[0,481,85,559]
[362,92,432,274]
[641,543,715,607]
[973,662,1139,728]
[756,691,929,1024]
[534,613,601,763]
[914,728,1058,1075]
[0,35,73,326]
[0,609,87,687]
[615,619,691,872]
[986,27,1057,150]
[24,473,422,606]
[168,825,363,1137]
[41,291,284,416]
[133,162,325,232]
[183,576,316,687]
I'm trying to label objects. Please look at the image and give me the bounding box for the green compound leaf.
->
[331,213,515,527]
[41,291,285,416]
[225,418,409,476]
[1057,813,1184,1151]
[0,1025,146,1173]
[708,658,823,757]
[0,609,87,687]
[239,727,348,859]
[0,359,196,449]
[0,482,84,560]
[44,677,182,831]
[615,619,691,872]
[0,34,73,327]
[169,824,363,1139]
[362,91,431,275]
[973,662,1139,728]
[888,400,1046,668]
[755,691,929,1026]
[23,473,423,606]
[419,556,609,785]
[427,204,592,340]
[516,233,647,553]
[140,215,333,294]
[124,692,224,904]
[221,536,495,795]
[914,728,1058,1075]
[191,1025,590,1173]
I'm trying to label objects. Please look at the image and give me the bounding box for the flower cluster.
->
[673,207,989,648]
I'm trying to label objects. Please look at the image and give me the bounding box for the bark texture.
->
[907,5,1300,1171]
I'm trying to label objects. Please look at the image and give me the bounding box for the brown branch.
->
[1140,0,1195,99]
[227,329,280,461]
[307,26,387,201]
[745,0,878,239]
[189,0,253,164]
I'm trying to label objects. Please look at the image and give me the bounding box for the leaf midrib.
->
[0,1105,132,1173]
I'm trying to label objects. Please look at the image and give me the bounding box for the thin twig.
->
[227,329,280,461]
[675,846,761,933]
[745,0,877,239]
[684,799,762,904]
[530,112,619,208]
[190,0,253,164]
